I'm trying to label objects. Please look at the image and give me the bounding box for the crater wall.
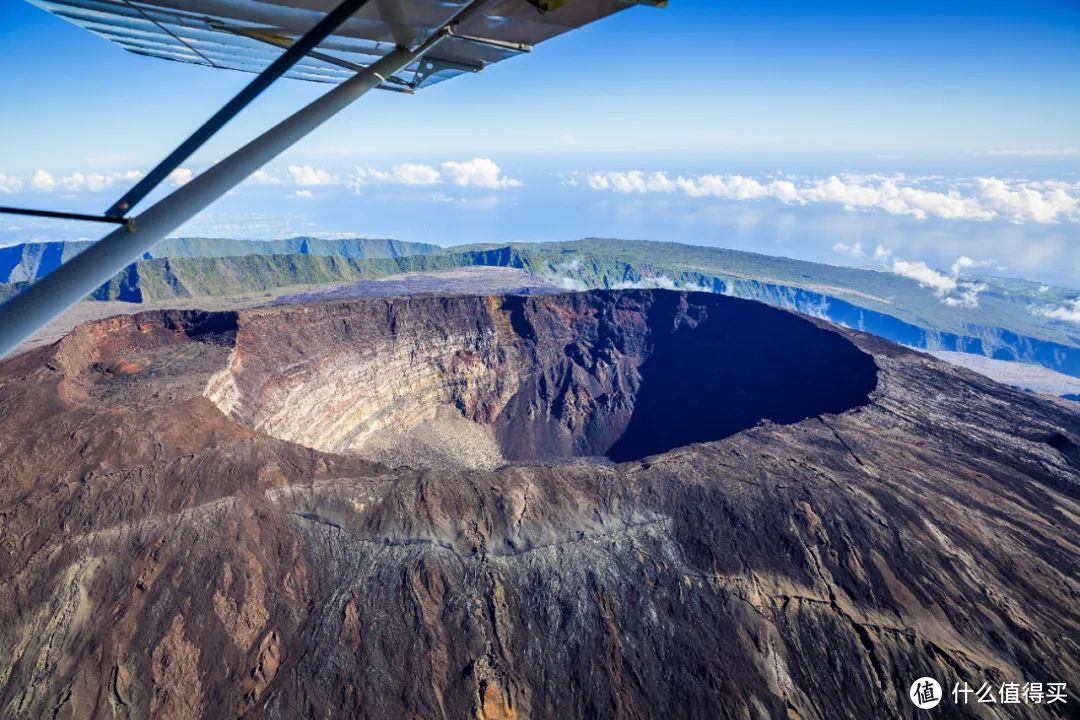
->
[204,290,878,466]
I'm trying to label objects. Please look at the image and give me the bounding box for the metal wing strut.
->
[0,1,473,357]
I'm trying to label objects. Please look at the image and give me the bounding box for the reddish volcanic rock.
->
[0,290,1076,719]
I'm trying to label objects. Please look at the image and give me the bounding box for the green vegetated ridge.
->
[0,236,440,284]
[1,237,1077,376]
[96,252,487,301]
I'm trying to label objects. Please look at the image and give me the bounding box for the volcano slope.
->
[0,290,1077,720]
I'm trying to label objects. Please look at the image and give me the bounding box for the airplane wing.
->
[27,0,664,90]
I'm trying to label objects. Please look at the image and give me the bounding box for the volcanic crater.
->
[202,291,879,468]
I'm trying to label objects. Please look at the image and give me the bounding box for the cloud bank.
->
[349,158,521,191]
[16,168,147,193]
[576,171,1080,224]
[0,158,520,199]
[1,167,194,193]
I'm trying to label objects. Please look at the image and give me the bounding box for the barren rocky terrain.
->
[930,351,1080,399]
[0,289,1077,719]
[9,267,558,354]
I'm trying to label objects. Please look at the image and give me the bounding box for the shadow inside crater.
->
[494,292,879,464]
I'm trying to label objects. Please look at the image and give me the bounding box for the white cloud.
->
[100,170,141,191]
[0,167,148,194]
[553,275,588,291]
[588,170,677,194]
[890,258,958,296]
[941,282,986,309]
[30,169,56,191]
[612,274,681,290]
[695,175,771,200]
[293,189,313,199]
[950,255,995,277]
[168,167,193,187]
[287,164,339,186]
[70,169,141,191]
[350,163,442,189]
[832,240,865,257]
[0,174,22,193]
[578,171,1080,224]
[246,169,282,185]
[71,173,104,192]
[4,158,515,197]
[607,274,718,293]
[974,177,1078,223]
[440,158,521,189]
[392,163,442,185]
[348,158,520,192]
[1034,298,1080,324]
[879,249,995,308]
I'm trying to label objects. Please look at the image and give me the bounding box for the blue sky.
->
[1,0,1078,287]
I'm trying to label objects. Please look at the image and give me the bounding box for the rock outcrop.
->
[0,290,1077,719]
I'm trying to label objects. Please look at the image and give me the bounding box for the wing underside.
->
[27,0,658,90]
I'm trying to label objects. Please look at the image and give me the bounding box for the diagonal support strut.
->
[103,0,371,218]
[0,5,475,359]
